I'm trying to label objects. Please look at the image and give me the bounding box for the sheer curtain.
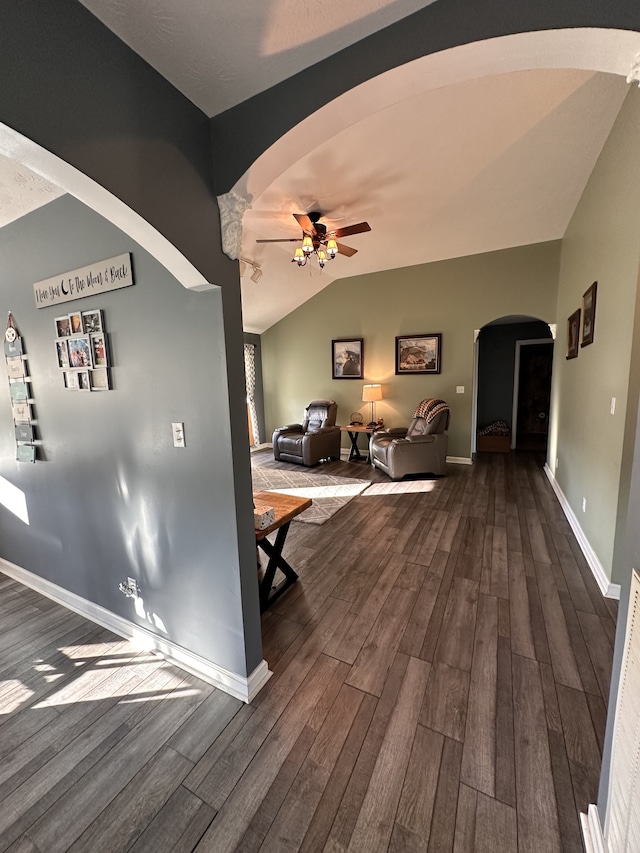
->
[244,343,260,446]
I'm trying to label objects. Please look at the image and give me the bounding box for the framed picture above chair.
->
[396,333,441,375]
[332,338,363,379]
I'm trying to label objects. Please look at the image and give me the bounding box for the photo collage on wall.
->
[5,313,37,462]
[54,309,110,391]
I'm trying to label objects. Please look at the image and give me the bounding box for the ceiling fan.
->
[256,211,371,268]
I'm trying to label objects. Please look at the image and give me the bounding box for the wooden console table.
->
[254,490,311,611]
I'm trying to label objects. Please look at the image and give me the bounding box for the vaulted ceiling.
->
[14,4,640,333]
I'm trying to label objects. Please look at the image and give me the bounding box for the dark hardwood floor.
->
[0,450,615,851]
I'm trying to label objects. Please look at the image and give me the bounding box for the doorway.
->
[474,317,554,456]
[512,340,554,451]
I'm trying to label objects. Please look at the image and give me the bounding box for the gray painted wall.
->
[477,321,552,431]
[0,1,262,678]
[0,194,261,676]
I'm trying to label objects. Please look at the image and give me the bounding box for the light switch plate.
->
[456,386,465,394]
[172,422,186,448]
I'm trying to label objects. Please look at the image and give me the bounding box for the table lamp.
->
[362,384,382,428]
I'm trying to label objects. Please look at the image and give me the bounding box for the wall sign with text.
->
[33,253,134,308]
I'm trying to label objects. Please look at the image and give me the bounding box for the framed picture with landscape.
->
[332,338,363,379]
[396,333,442,375]
[581,281,597,347]
[566,308,581,360]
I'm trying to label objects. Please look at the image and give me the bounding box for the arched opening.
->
[475,315,554,455]
[0,123,212,294]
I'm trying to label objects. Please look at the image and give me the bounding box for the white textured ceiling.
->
[4,9,636,338]
[0,155,64,229]
[240,67,629,332]
[77,0,438,117]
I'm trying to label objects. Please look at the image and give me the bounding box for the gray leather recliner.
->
[272,399,341,466]
[370,405,449,479]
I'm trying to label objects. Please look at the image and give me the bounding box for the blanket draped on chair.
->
[413,398,451,426]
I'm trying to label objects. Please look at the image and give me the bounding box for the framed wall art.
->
[396,333,442,375]
[566,308,581,360]
[581,281,597,347]
[67,336,92,368]
[332,338,363,379]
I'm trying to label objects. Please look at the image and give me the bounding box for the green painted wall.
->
[262,242,561,459]
[548,87,640,584]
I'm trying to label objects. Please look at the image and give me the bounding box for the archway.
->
[474,315,555,455]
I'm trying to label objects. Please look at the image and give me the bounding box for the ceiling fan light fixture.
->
[317,249,327,268]
[293,247,305,265]
[327,238,338,257]
[302,235,314,255]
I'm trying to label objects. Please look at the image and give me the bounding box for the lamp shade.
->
[362,384,382,402]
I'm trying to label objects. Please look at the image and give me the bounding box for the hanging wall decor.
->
[4,313,37,462]
[55,308,111,391]
[33,254,133,308]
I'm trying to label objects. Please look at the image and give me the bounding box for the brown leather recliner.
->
[272,399,341,466]
[370,401,449,480]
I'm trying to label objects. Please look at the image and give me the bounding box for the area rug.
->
[251,467,371,525]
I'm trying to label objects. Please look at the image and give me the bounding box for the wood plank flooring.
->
[0,450,616,851]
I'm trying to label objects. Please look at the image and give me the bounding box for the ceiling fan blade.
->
[256,238,300,243]
[292,212,315,234]
[331,221,371,239]
[336,242,357,257]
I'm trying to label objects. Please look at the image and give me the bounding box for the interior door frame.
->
[511,338,554,449]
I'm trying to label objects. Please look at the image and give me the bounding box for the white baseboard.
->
[0,557,271,703]
[447,456,473,465]
[543,465,621,600]
[580,805,606,853]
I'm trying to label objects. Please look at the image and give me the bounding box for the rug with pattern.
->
[251,467,371,524]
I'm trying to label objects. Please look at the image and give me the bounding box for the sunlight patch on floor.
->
[262,484,368,499]
[362,479,438,495]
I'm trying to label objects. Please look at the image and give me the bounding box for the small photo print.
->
[15,422,34,443]
[69,312,84,335]
[67,336,92,368]
[9,380,28,402]
[90,368,110,391]
[55,316,71,337]
[55,339,70,369]
[64,370,79,390]
[4,337,23,358]
[16,444,35,463]
[5,357,25,379]
[90,333,108,367]
[82,309,103,334]
[12,401,31,422]
[77,370,90,391]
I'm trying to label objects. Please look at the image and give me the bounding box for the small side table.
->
[254,490,312,611]
[339,425,379,462]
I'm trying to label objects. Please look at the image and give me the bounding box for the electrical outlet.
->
[172,422,186,448]
[582,497,587,513]
[119,577,140,598]
[611,397,616,415]
[456,386,465,394]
